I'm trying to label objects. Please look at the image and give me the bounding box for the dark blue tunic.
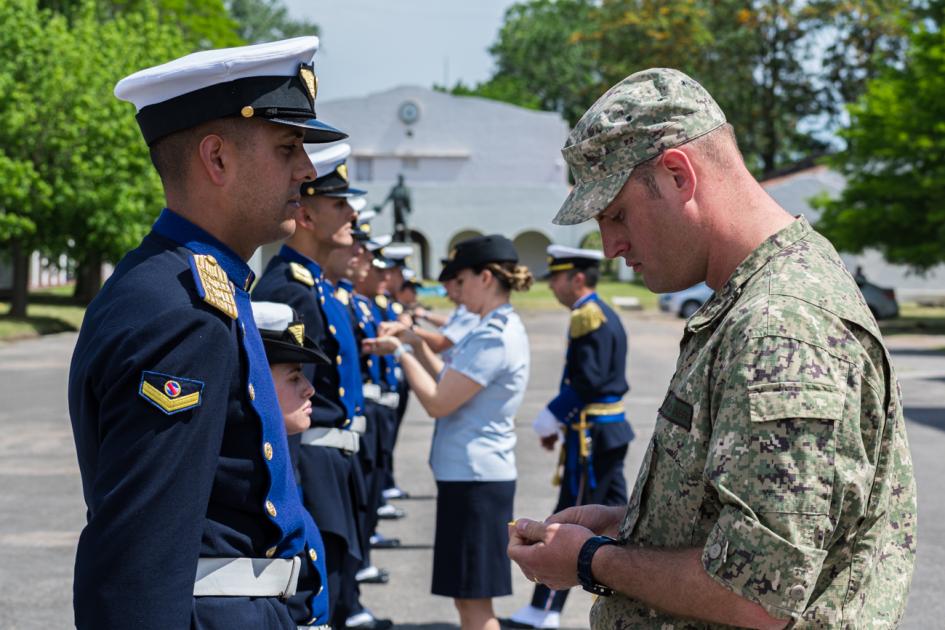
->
[68,209,320,629]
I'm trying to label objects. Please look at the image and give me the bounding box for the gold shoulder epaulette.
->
[191,254,238,319]
[392,302,404,315]
[289,262,315,287]
[335,286,350,305]
[570,300,606,338]
[375,295,389,309]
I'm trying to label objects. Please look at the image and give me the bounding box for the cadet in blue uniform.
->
[323,217,394,584]
[502,245,634,630]
[365,234,533,630]
[252,301,335,628]
[68,38,345,629]
[253,143,392,630]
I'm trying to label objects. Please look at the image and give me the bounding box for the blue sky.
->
[284,0,518,100]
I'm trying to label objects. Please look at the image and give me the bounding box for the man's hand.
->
[361,336,400,356]
[540,434,558,451]
[507,519,594,590]
[546,504,624,538]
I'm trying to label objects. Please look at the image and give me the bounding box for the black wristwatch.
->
[577,535,621,596]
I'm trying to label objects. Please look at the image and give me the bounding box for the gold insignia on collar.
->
[362,223,371,234]
[288,323,305,346]
[289,262,315,287]
[570,301,606,338]
[335,286,350,305]
[375,294,388,309]
[298,63,318,108]
[337,163,348,182]
[193,255,238,319]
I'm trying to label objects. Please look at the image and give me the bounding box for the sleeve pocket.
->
[747,382,843,515]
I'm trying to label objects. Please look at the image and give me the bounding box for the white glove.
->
[531,407,560,438]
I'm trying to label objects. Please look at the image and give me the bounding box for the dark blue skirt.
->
[432,480,515,599]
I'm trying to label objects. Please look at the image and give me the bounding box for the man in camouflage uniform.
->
[507,68,917,628]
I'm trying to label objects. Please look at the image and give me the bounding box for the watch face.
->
[398,100,420,124]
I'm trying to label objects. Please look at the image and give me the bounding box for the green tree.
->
[0,1,187,314]
[226,0,319,43]
[815,20,945,272]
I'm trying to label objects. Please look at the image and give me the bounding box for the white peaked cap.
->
[251,301,294,333]
[306,142,351,178]
[115,37,320,111]
[546,244,605,260]
[383,245,413,260]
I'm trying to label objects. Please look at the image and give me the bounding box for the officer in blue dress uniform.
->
[252,301,335,628]
[253,143,392,630]
[339,215,404,578]
[68,38,345,629]
[502,245,634,630]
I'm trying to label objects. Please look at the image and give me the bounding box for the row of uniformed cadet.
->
[68,38,348,629]
[253,142,400,630]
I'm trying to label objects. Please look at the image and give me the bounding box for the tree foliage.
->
[814,18,945,272]
[463,0,917,177]
[227,0,319,43]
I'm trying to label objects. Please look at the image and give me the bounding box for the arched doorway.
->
[512,230,552,278]
[448,229,484,253]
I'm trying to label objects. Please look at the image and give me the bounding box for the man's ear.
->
[196,134,229,187]
[294,202,317,230]
[660,148,697,203]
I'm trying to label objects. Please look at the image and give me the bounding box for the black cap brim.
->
[322,186,367,198]
[263,335,331,365]
[269,117,348,144]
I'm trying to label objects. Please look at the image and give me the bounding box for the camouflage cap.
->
[553,68,726,225]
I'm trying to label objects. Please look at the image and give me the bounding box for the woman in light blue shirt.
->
[364,234,532,630]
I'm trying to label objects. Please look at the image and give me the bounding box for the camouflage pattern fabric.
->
[553,68,726,226]
[590,217,917,628]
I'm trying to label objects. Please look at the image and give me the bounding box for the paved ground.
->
[0,310,942,629]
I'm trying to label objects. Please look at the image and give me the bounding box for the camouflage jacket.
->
[590,217,916,629]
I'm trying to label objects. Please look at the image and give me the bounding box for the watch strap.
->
[577,535,620,596]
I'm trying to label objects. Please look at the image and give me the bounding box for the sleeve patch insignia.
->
[289,262,315,287]
[189,254,238,319]
[139,371,204,415]
[570,301,606,338]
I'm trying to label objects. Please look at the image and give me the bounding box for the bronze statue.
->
[375,174,412,242]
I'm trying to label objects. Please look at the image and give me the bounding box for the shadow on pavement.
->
[904,407,945,431]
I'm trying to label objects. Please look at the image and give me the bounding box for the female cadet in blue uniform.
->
[68,38,345,629]
[502,246,634,630]
[253,144,391,630]
[253,301,335,628]
[365,234,532,630]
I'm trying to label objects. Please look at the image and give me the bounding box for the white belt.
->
[363,383,382,401]
[350,415,367,434]
[378,392,400,409]
[363,384,399,409]
[193,557,300,598]
[301,427,360,453]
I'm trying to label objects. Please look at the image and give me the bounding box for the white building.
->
[255,86,596,279]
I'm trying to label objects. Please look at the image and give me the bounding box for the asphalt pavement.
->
[0,309,942,629]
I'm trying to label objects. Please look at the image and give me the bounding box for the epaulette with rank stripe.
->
[374,295,388,309]
[570,300,606,338]
[189,254,238,319]
[289,262,315,287]
[487,313,509,332]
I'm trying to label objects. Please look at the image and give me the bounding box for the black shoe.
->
[346,617,393,630]
[370,536,401,549]
[376,504,406,520]
[356,566,390,584]
[499,618,539,629]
